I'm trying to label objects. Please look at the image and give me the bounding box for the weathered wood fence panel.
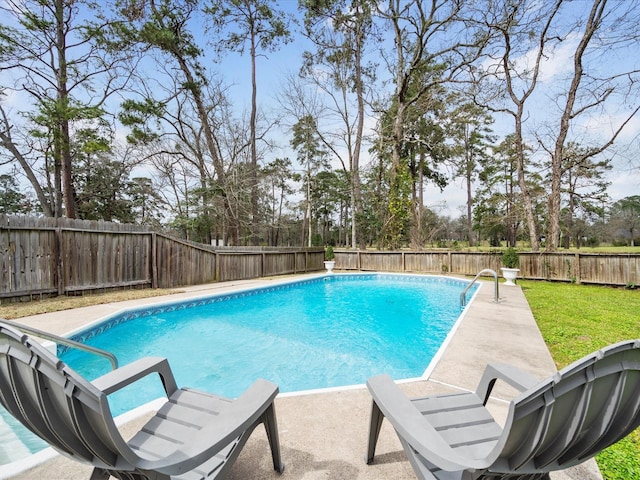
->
[334,250,640,286]
[0,215,323,300]
[0,223,57,297]
[359,252,404,271]
[405,251,450,272]
[295,252,308,272]
[575,253,640,285]
[263,252,296,276]
[155,235,217,288]
[450,252,501,275]
[518,253,576,281]
[63,231,152,292]
[217,253,262,281]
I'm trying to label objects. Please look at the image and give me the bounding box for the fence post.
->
[55,226,64,296]
[151,232,157,289]
[215,251,220,281]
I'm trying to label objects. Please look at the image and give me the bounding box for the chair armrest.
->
[475,363,540,405]
[91,357,179,397]
[366,374,490,472]
[144,378,280,475]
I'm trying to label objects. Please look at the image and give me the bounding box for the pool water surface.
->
[60,273,476,415]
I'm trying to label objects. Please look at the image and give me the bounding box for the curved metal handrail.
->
[460,268,499,307]
[0,319,118,370]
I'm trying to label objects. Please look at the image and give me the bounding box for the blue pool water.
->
[0,273,477,466]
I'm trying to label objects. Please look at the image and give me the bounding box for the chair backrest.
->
[0,322,136,469]
[492,339,640,474]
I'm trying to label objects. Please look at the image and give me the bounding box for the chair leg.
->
[89,468,111,480]
[263,403,285,473]
[366,400,385,464]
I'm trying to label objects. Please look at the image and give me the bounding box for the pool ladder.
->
[4,320,119,370]
[460,268,499,307]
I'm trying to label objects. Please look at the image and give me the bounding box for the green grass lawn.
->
[520,280,640,480]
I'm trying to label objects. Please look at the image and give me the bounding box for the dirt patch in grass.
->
[0,289,183,319]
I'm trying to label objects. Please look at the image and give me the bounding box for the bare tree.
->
[541,0,640,251]
[301,0,376,249]
[117,0,246,243]
[0,101,54,216]
[207,0,291,245]
[474,0,564,251]
[476,0,640,251]
[276,72,328,245]
[374,0,489,245]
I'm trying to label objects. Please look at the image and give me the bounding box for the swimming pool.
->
[0,273,479,470]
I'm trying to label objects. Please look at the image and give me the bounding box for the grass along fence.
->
[0,215,323,301]
[334,250,640,286]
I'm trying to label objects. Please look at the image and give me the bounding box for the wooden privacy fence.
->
[3,215,638,301]
[334,250,640,286]
[0,215,324,301]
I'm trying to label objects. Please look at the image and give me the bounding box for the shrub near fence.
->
[333,250,640,286]
[0,215,324,301]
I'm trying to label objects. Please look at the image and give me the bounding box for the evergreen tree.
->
[0,0,132,217]
[290,115,329,247]
[0,174,28,214]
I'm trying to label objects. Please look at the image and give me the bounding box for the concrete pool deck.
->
[4,273,602,480]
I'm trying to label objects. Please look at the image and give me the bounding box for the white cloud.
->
[480,34,579,86]
[607,168,640,204]
[424,180,468,218]
[521,35,579,84]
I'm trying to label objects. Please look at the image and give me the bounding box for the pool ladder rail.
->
[460,268,499,308]
[0,319,119,370]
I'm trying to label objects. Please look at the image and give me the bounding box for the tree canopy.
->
[1,0,638,250]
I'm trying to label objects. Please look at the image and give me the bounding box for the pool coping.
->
[2,273,603,480]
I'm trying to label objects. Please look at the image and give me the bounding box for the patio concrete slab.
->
[3,274,602,480]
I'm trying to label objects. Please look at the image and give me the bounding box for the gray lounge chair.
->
[0,320,285,479]
[366,339,640,480]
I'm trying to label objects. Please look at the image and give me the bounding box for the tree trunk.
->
[547,0,603,251]
[250,28,259,246]
[352,0,366,250]
[464,125,474,246]
[55,0,76,218]
[514,111,539,250]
